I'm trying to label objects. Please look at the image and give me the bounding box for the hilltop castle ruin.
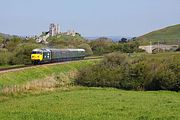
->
[36,23,76,44]
[49,23,59,36]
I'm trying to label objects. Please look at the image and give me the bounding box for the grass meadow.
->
[0,87,180,120]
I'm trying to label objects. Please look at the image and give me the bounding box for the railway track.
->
[0,65,30,71]
[0,56,102,73]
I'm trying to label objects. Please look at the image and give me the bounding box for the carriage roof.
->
[32,48,85,52]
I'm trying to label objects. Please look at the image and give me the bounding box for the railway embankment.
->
[0,59,98,95]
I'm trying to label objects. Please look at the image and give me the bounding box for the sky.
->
[0,0,180,37]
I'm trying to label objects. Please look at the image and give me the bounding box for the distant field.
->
[0,87,179,120]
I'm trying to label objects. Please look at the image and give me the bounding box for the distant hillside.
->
[85,36,132,41]
[136,24,180,45]
[0,32,20,39]
[0,33,13,39]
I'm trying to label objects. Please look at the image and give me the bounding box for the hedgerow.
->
[76,52,180,91]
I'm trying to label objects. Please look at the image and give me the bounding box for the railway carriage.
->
[31,48,85,64]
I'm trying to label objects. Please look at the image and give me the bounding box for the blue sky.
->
[0,0,180,37]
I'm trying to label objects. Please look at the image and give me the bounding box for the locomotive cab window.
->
[32,51,42,54]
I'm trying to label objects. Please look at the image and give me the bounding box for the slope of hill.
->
[85,36,132,42]
[0,32,21,39]
[46,34,88,49]
[0,32,13,39]
[137,24,180,45]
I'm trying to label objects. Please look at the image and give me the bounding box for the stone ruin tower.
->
[49,23,59,36]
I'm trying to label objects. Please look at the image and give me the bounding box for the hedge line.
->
[76,52,180,91]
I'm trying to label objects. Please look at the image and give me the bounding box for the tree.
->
[10,43,43,65]
[47,34,85,48]
[5,37,22,52]
[0,49,11,65]
[0,36,4,48]
[89,37,113,55]
[115,41,140,53]
[119,38,127,43]
[78,43,93,56]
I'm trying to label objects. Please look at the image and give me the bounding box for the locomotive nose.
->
[31,54,41,60]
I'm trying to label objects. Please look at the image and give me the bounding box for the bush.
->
[176,45,180,51]
[102,52,128,66]
[47,35,85,48]
[76,64,124,88]
[111,41,140,53]
[5,37,22,52]
[76,52,180,91]
[78,43,93,56]
[0,49,12,65]
[89,38,113,55]
[76,53,129,88]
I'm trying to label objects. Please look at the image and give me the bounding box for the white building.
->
[139,44,178,53]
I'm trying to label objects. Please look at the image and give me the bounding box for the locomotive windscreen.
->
[31,51,42,54]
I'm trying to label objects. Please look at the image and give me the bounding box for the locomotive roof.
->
[32,49,43,52]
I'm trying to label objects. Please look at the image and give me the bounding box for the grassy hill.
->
[47,34,86,48]
[136,24,180,45]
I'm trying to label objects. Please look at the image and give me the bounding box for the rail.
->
[0,56,102,73]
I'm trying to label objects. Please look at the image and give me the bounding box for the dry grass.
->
[0,70,78,95]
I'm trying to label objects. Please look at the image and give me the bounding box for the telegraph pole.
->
[149,40,152,53]
[158,41,160,53]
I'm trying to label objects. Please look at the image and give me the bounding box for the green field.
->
[0,87,179,120]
